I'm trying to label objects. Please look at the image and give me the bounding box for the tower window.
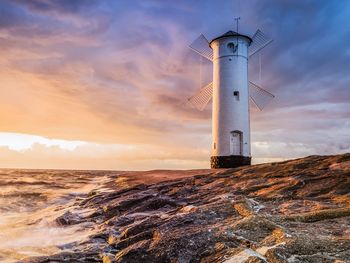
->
[233,91,239,100]
[227,42,237,53]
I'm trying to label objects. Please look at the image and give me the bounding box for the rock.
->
[102,253,115,263]
[180,205,198,213]
[282,206,350,222]
[23,153,350,263]
[55,211,82,225]
[244,256,268,263]
[233,200,254,217]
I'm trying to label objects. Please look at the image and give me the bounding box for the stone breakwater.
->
[23,154,350,263]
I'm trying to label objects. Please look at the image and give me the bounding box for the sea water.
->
[0,169,107,262]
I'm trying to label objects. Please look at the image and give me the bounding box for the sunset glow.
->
[0,132,85,151]
[0,0,349,169]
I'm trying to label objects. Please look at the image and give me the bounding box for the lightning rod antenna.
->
[234,17,241,33]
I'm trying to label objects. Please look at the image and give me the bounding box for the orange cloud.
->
[0,0,349,169]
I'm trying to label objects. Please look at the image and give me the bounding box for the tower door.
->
[230,131,242,155]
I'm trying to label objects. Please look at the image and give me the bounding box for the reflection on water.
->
[0,169,109,263]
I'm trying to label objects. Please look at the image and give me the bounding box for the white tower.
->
[210,31,252,167]
[188,27,274,168]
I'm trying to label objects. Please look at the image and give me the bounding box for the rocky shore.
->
[23,154,350,263]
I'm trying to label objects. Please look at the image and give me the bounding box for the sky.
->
[0,0,349,170]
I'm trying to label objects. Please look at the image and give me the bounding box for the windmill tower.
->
[188,23,274,168]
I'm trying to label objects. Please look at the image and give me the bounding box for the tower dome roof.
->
[210,30,252,44]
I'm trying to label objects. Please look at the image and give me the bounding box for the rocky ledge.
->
[23,154,350,263]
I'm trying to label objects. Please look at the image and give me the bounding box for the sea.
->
[0,168,111,263]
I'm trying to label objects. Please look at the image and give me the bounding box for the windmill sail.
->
[188,82,213,111]
[249,81,275,110]
[248,29,273,57]
[189,34,213,61]
[188,81,274,111]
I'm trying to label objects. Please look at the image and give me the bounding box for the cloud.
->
[0,0,349,169]
[12,0,91,14]
[0,141,209,170]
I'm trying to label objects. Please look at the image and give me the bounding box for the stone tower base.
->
[210,155,251,169]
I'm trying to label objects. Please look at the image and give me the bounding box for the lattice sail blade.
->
[189,34,213,61]
[249,81,275,110]
[248,29,273,57]
[188,82,213,111]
